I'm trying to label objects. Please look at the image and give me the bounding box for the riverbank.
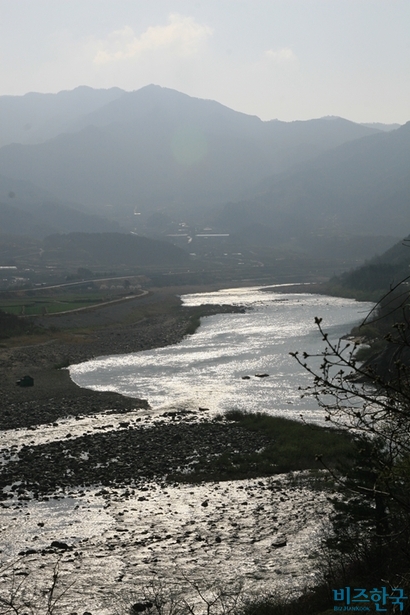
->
[1,283,359,503]
[0,282,357,614]
[0,286,246,430]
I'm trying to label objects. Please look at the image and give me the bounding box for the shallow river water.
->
[0,286,372,614]
[70,286,372,423]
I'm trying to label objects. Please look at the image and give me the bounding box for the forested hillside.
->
[325,235,410,299]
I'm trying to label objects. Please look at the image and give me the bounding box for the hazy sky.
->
[0,0,409,123]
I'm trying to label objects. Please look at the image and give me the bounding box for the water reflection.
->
[70,287,372,422]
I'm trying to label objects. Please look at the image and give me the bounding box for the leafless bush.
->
[111,576,248,615]
[0,556,75,615]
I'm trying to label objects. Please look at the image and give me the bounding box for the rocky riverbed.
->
[0,468,331,614]
[0,402,333,613]
[0,289,333,614]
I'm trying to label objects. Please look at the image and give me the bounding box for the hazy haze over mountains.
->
[216,121,410,239]
[0,85,381,222]
[0,174,120,238]
[0,86,124,148]
[0,84,407,260]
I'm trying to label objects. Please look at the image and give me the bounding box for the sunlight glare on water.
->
[70,287,373,423]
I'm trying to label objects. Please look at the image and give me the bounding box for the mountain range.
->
[216,121,410,240]
[0,84,407,264]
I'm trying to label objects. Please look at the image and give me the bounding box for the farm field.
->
[0,289,134,316]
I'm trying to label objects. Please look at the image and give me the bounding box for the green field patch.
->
[0,293,107,316]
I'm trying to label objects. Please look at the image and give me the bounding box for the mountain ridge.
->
[0,84,407,266]
[214,121,410,239]
[0,85,384,225]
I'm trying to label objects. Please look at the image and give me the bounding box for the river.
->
[0,286,372,614]
[70,285,372,423]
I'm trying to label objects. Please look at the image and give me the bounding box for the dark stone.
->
[16,375,34,387]
[50,540,73,551]
[18,548,38,555]
[131,602,153,613]
[163,411,177,419]
[272,535,287,548]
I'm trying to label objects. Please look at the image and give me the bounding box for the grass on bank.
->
[225,409,354,469]
[173,410,356,483]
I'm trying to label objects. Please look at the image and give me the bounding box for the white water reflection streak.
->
[70,287,373,423]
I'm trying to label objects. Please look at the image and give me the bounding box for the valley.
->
[0,82,409,615]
